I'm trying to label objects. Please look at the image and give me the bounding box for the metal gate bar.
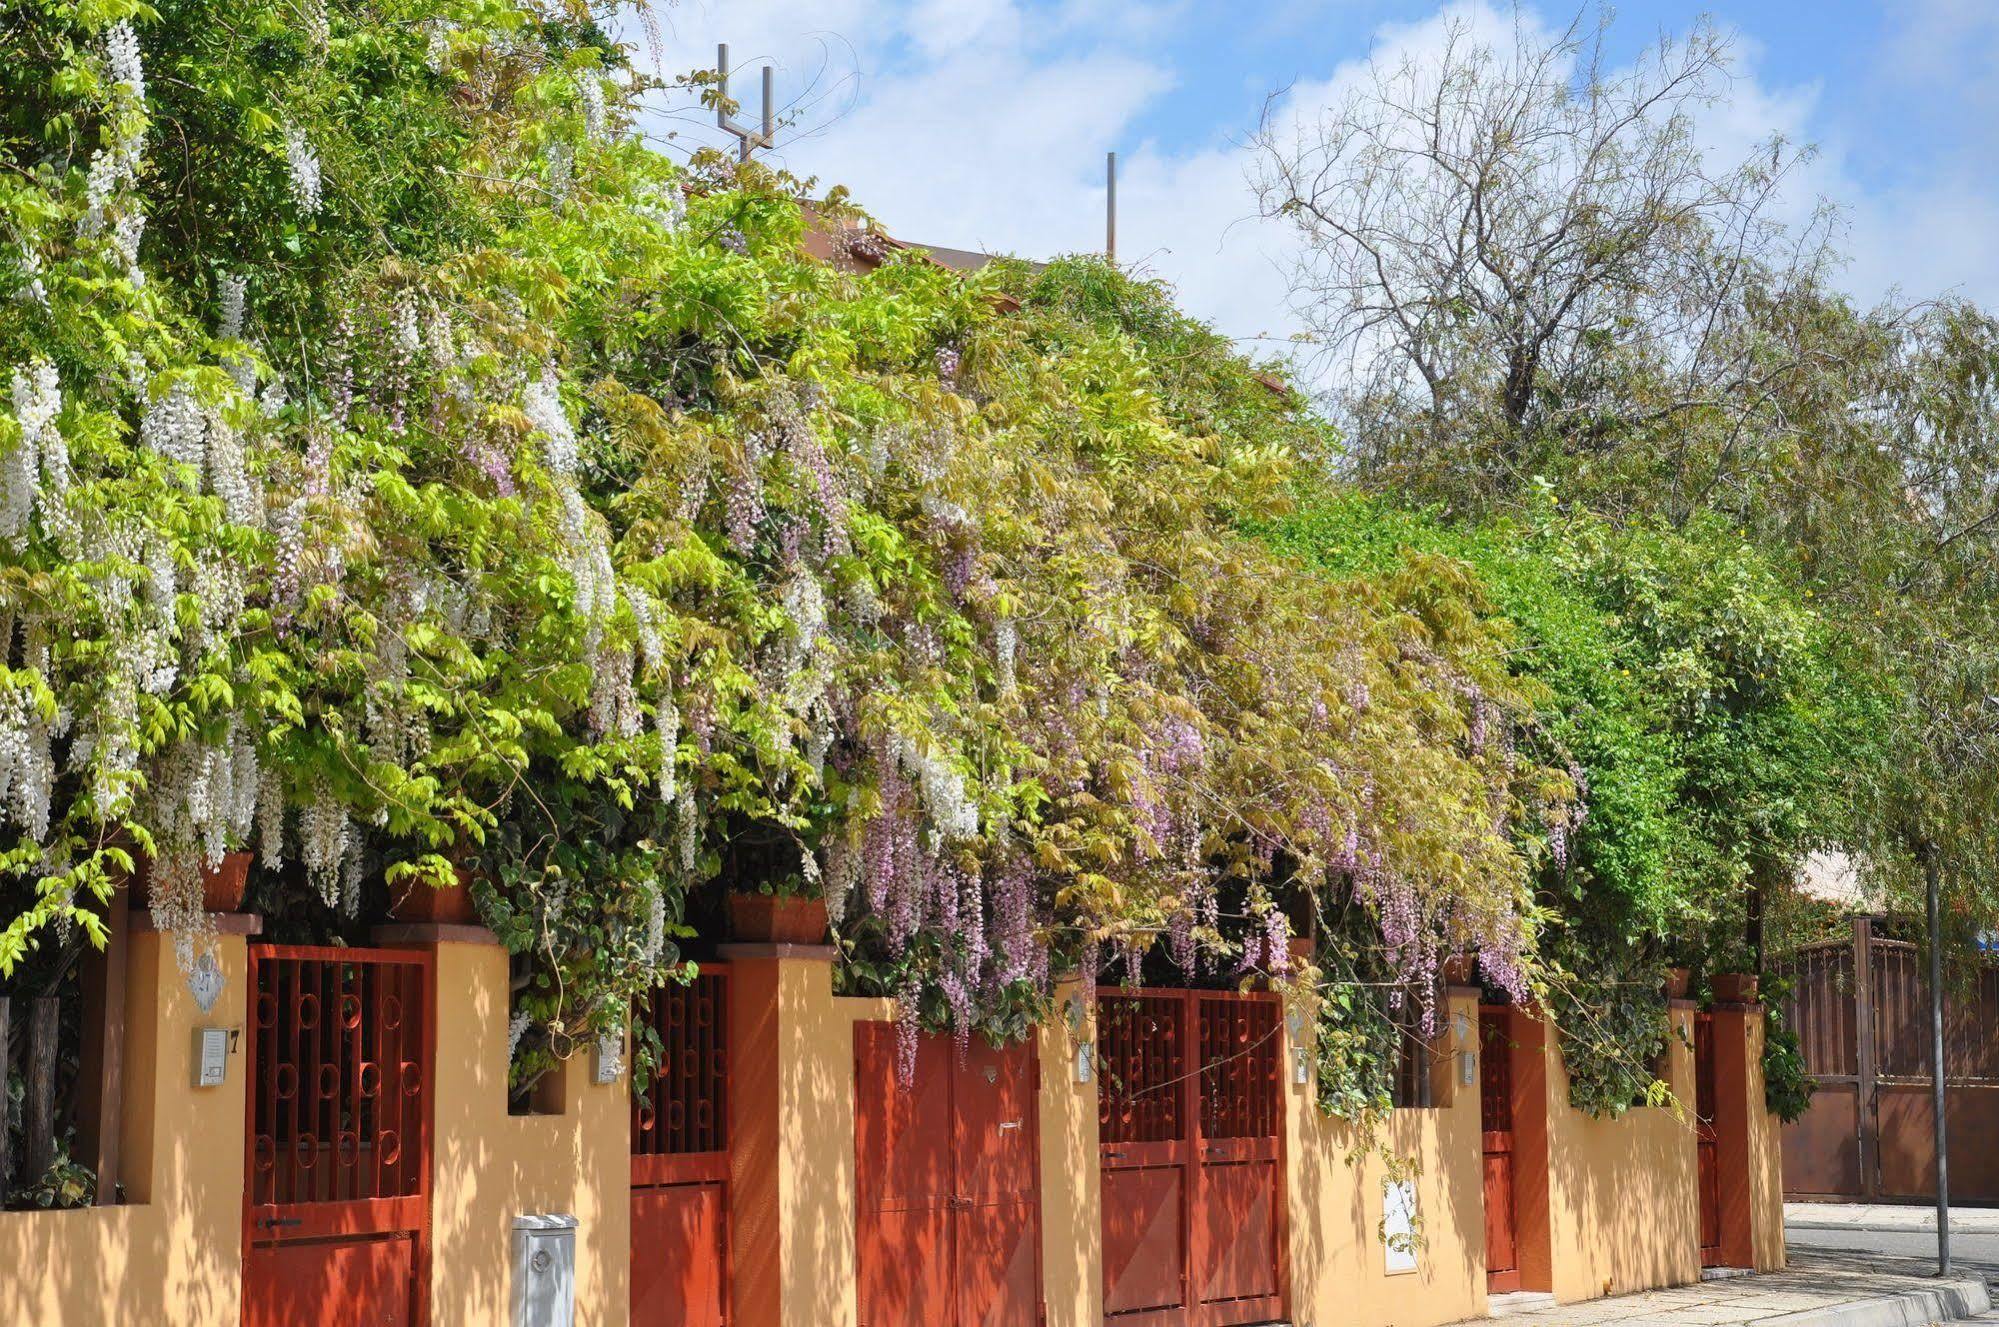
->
[633,968,730,1178]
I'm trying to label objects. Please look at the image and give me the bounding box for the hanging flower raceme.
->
[3,359,71,545]
[283,125,323,214]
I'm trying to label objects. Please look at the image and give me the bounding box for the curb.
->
[1789,1218,1999,1236]
[1761,1279,1991,1327]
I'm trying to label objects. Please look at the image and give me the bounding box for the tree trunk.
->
[25,994,59,1181]
[1502,340,1539,433]
[1745,855,1777,974]
[0,995,11,1200]
[76,883,131,1204]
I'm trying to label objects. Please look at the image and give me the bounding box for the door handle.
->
[259,1216,303,1230]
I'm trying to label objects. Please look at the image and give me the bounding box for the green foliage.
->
[1310,949,1405,1124]
[1759,974,1816,1124]
[1549,953,1674,1120]
[0,0,1575,1087]
[6,1143,96,1209]
[1259,486,1859,967]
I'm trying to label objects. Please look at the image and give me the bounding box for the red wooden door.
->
[632,968,731,1327]
[1099,990,1285,1327]
[1695,1013,1721,1268]
[1479,1008,1520,1294]
[1193,995,1283,1326]
[854,1023,1043,1327]
[953,1035,1042,1327]
[242,945,432,1327]
[1100,992,1192,1324]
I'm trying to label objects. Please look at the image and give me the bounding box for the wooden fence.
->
[1774,916,1999,1203]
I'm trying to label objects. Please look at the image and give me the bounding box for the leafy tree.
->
[1250,0,1998,959]
[0,0,1569,1099]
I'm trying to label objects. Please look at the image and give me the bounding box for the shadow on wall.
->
[1542,1005,1700,1303]
[0,928,250,1327]
[425,938,630,1327]
[1288,988,1489,1327]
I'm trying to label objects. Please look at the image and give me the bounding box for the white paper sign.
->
[1383,1179,1419,1275]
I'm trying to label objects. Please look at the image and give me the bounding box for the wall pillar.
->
[722,942,887,1327]
[1712,1003,1786,1271]
[1039,979,1101,1327]
[388,927,631,1327]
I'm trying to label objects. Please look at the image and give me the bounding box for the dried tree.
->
[1252,5,1831,499]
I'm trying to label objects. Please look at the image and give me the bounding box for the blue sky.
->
[640,1,1999,352]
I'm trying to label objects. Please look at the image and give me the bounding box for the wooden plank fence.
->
[1774,915,1999,1202]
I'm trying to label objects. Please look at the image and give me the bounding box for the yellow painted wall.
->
[424,938,632,1327]
[1039,982,1102,1327]
[1284,987,1487,1327]
[0,929,250,1327]
[0,933,1786,1327]
[1543,1002,1702,1303]
[1741,1010,1788,1272]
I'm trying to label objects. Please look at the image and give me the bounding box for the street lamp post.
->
[1925,853,1951,1277]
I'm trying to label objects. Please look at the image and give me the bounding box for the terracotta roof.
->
[800,203,1032,309]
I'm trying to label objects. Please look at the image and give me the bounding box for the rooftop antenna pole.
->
[1106,151,1118,266]
[716,43,775,163]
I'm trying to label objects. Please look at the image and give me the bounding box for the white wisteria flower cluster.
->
[2,360,73,546]
[283,124,323,214]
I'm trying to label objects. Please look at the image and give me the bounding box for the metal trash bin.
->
[512,1213,578,1327]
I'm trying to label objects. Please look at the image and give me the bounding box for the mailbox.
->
[512,1213,578,1327]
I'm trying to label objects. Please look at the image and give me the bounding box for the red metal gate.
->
[854,1022,1043,1327]
[1479,1008,1519,1294]
[1694,1014,1721,1266]
[632,968,731,1327]
[1098,990,1285,1327]
[1776,920,1999,1202]
[242,944,432,1327]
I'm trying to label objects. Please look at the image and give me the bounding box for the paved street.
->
[1450,1246,1993,1326]
[1787,1223,1999,1286]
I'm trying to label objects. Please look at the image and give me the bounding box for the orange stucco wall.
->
[1543,1001,1702,1303]
[0,928,250,1327]
[1,931,1786,1326]
[1284,986,1489,1327]
[424,937,632,1327]
[1726,1005,1788,1272]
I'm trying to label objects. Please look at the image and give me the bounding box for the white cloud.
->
[628,0,1999,373]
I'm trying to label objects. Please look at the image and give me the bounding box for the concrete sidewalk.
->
[1789,1203,1999,1236]
[1450,1251,1993,1327]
